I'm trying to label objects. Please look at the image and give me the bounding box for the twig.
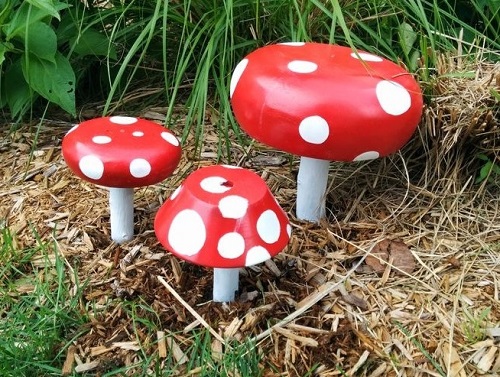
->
[157,275,226,344]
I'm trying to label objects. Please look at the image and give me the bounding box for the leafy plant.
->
[462,306,492,343]
[0,0,116,119]
[476,154,500,183]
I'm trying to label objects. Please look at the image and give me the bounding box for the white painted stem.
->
[213,268,240,302]
[109,187,134,244]
[296,156,330,222]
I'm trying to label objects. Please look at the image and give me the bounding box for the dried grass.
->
[0,55,499,376]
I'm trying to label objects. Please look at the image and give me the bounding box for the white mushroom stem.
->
[109,187,134,244]
[296,156,330,222]
[213,268,239,302]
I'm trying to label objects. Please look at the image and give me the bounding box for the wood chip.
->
[476,346,498,373]
[224,317,243,339]
[166,336,188,364]
[112,341,141,351]
[157,331,167,358]
[441,342,466,377]
[74,361,99,373]
[273,327,318,347]
[347,350,370,376]
[61,345,76,376]
[365,239,416,276]
[90,345,114,356]
[211,338,223,361]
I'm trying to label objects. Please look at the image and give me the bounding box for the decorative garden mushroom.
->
[154,165,291,302]
[62,116,182,244]
[230,42,423,221]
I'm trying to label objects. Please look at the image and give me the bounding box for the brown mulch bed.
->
[1,57,499,376]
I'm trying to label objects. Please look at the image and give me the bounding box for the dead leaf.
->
[341,293,369,310]
[365,239,416,276]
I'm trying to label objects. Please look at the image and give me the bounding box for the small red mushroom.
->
[154,165,291,302]
[230,42,423,221]
[62,116,182,243]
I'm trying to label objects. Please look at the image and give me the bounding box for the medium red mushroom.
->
[154,165,291,302]
[230,42,423,221]
[62,116,182,244]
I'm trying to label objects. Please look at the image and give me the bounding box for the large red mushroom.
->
[230,42,423,221]
[154,165,291,302]
[62,116,182,243]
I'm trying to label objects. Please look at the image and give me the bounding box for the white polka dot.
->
[129,158,151,178]
[286,224,292,238]
[161,132,180,146]
[287,60,318,73]
[170,185,182,200]
[167,209,206,256]
[279,42,305,46]
[298,116,330,144]
[350,52,383,62]
[67,124,78,134]
[217,232,245,259]
[257,210,281,244]
[353,151,380,161]
[200,176,231,194]
[109,116,138,125]
[230,59,249,98]
[92,135,111,144]
[79,155,104,180]
[376,80,411,116]
[245,246,271,266]
[218,196,249,219]
[132,131,144,137]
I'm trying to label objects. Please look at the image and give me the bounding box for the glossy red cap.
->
[154,165,291,268]
[230,42,423,162]
[62,116,182,188]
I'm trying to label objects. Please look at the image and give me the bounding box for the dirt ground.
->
[1,58,499,376]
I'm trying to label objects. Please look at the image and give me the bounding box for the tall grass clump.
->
[0,228,87,376]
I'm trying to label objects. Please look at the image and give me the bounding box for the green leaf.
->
[398,22,418,57]
[476,160,493,183]
[5,1,68,39]
[25,0,61,20]
[0,0,11,26]
[71,29,117,59]
[0,43,8,65]
[22,52,75,115]
[3,59,32,117]
[490,88,500,101]
[21,21,57,62]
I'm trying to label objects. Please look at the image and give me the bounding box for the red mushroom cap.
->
[154,165,291,268]
[62,116,182,188]
[230,42,423,162]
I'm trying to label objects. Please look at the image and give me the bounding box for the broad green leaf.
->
[20,21,57,62]
[71,29,117,59]
[5,1,69,39]
[26,0,61,20]
[398,22,417,57]
[4,59,33,117]
[0,0,11,26]
[22,52,75,115]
